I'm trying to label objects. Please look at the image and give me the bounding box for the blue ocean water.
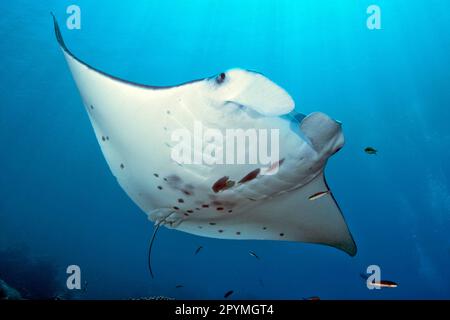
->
[0,0,449,299]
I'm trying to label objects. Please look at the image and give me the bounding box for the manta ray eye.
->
[216,72,226,84]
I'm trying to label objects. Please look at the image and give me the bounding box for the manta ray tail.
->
[148,222,161,279]
[148,211,176,279]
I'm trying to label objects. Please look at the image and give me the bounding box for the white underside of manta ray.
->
[52,16,356,258]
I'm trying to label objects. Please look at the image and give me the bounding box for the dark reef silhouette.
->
[0,245,63,299]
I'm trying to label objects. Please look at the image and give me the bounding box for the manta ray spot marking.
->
[182,190,192,196]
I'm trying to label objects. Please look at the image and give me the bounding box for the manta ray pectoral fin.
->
[177,172,357,256]
[260,172,357,256]
[52,15,206,90]
[253,172,357,256]
[222,69,295,117]
[300,112,344,153]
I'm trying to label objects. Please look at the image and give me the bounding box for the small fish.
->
[238,168,261,184]
[175,285,184,289]
[194,246,203,255]
[303,296,320,301]
[263,158,285,174]
[364,147,377,155]
[249,251,260,260]
[370,280,398,288]
[308,191,329,201]
[224,290,234,299]
[360,273,398,288]
[212,176,229,193]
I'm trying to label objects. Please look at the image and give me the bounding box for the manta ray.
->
[52,16,356,275]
